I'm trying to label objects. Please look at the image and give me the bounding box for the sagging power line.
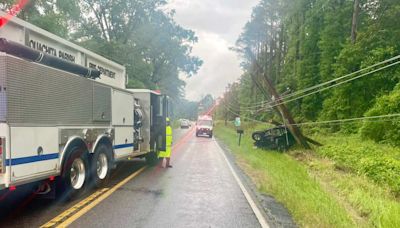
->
[229,56,400,111]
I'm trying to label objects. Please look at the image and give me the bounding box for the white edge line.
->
[214,140,270,228]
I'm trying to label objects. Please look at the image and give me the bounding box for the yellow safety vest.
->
[159,125,172,158]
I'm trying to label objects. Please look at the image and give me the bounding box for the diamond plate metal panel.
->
[4,55,111,125]
[93,84,111,122]
[0,55,6,121]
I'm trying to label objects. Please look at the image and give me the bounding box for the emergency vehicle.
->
[196,115,213,138]
[0,11,169,198]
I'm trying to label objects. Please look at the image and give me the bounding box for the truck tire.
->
[252,132,264,142]
[58,146,89,201]
[209,133,213,138]
[90,144,112,188]
[146,151,159,166]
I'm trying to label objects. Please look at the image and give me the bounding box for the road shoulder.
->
[215,138,297,228]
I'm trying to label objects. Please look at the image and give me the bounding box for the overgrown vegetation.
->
[219,0,400,134]
[360,85,400,146]
[314,134,400,196]
[215,123,400,227]
[215,3,400,225]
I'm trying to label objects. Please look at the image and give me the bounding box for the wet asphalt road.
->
[71,126,260,228]
[0,127,262,227]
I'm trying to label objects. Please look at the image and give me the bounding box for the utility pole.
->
[261,69,311,149]
[248,51,311,149]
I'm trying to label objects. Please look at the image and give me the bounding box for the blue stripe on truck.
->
[5,143,134,166]
[6,153,59,166]
[113,143,134,149]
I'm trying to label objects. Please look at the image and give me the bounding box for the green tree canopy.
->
[221,0,400,136]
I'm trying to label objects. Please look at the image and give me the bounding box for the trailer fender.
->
[92,135,113,161]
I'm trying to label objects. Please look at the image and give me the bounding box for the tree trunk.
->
[351,0,360,44]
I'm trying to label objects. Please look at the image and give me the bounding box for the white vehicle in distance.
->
[180,119,191,129]
[196,116,213,138]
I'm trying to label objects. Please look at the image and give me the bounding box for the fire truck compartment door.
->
[9,127,59,182]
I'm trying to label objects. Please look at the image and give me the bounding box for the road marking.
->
[214,140,270,228]
[41,166,147,228]
[42,128,191,227]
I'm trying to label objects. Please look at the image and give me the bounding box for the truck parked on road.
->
[0,11,169,199]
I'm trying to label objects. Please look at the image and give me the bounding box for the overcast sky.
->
[167,0,259,101]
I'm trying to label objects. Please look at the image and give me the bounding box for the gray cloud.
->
[168,0,259,100]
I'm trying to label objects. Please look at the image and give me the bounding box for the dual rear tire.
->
[90,144,112,188]
[58,146,89,200]
[58,143,112,201]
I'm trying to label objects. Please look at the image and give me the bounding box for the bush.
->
[360,83,400,146]
[316,135,400,196]
[360,157,400,195]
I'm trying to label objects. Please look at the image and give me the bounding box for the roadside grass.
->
[296,149,400,227]
[215,122,400,227]
[313,134,400,196]
[310,134,400,227]
[215,123,353,227]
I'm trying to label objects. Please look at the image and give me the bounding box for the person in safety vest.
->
[159,117,173,168]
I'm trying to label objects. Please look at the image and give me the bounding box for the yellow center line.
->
[40,166,147,228]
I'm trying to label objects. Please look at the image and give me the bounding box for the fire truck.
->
[0,11,169,199]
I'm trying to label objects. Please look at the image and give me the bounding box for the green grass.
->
[215,122,400,227]
[215,123,353,227]
[314,134,400,195]
[311,134,400,227]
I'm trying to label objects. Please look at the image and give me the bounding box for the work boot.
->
[166,158,172,168]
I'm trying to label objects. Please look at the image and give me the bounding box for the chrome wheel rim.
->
[96,153,108,180]
[70,158,86,190]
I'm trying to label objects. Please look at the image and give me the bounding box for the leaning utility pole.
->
[249,52,311,149]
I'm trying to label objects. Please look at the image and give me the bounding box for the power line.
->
[220,98,400,127]
[220,102,270,124]
[222,102,400,128]
[268,60,400,109]
[278,54,400,102]
[222,89,272,110]
[256,56,400,108]
[227,47,400,129]
[229,54,400,109]
[223,99,273,114]
[290,113,400,126]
